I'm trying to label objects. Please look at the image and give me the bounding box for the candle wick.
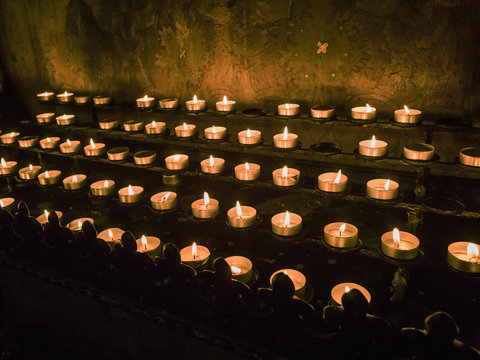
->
[144,243,147,250]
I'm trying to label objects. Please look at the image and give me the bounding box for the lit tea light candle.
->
[175,123,196,138]
[118,185,144,204]
[0,158,17,176]
[36,91,55,102]
[204,125,227,140]
[67,217,94,233]
[270,269,306,298]
[358,135,388,157]
[123,119,144,132]
[278,103,300,117]
[56,91,74,103]
[191,192,219,219]
[234,162,261,181]
[185,95,206,112]
[59,139,81,154]
[200,155,225,174]
[447,242,480,273]
[159,98,178,109]
[310,105,335,119]
[271,211,302,237]
[238,129,261,145]
[165,154,189,170]
[97,228,124,249]
[272,165,300,187]
[74,94,90,104]
[381,228,420,260]
[136,95,155,108]
[134,150,157,165]
[98,119,120,130]
[216,96,236,112]
[145,120,166,135]
[0,198,15,213]
[38,170,62,186]
[63,174,87,190]
[18,136,38,148]
[273,127,298,149]
[93,95,111,105]
[36,209,63,226]
[459,147,480,167]
[36,113,55,124]
[39,137,61,150]
[403,143,435,161]
[107,147,129,161]
[0,132,20,145]
[19,164,42,180]
[150,191,177,210]
[227,201,257,228]
[136,235,161,259]
[180,242,210,268]
[394,105,422,124]
[318,170,348,193]
[225,256,253,283]
[324,222,359,248]
[331,283,371,306]
[351,104,376,120]
[90,179,115,197]
[84,138,106,157]
[56,114,75,126]
[366,179,399,200]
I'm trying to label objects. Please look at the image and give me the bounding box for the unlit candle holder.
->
[310,105,335,119]
[107,147,129,161]
[123,120,144,132]
[459,147,480,167]
[159,98,178,109]
[403,143,435,161]
[18,136,38,148]
[134,150,157,166]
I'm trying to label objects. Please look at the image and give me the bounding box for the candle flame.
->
[161,192,170,202]
[404,105,410,115]
[366,104,372,112]
[77,220,82,229]
[90,138,96,149]
[183,122,188,130]
[63,91,68,96]
[141,235,147,250]
[236,201,243,218]
[1,158,6,167]
[334,170,342,184]
[108,229,114,241]
[193,95,197,104]
[10,132,14,137]
[384,179,390,191]
[42,92,48,96]
[173,154,180,162]
[152,120,156,127]
[62,114,68,119]
[45,171,50,178]
[192,242,197,259]
[209,155,214,166]
[231,266,241,274]
[393,228,401,248]
[370,135,376,148]
[282,165,288,178]
[283,127,288,140]
[246,129,251,137]
[245,162,250,171]
[203,192,210,206]
[72,175,77,183]
[467,243,479,259]
[44,210,49,218]
[223,95,228,104]
[345,285,350,293]
[339,223,346,235]
[0,200,4,207]
[143,95,149,101]
[127,185,134,195]
[212,126,216,133]
[67,139,72,146]
[285,103,290,109]
[283,211,290,227]
[29,164,33,171]
[47,137,51,143]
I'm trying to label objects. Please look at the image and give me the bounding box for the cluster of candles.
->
[37,91,111,105]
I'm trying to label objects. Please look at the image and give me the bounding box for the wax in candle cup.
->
[90,180,115,197]
[0,158,18,176]
[394,106,422,124]
[134,150,157,166]
[200,156,225,174]
[227,201,257,228]
[331,283,371,306]
[18,165,42,180]
[403,143,435,161]
[136,235,161,259]
[84,139,106,157]
[318,170,348,193]
[273,127,298,149]
[185,95,206,112]
[18,136,38,148]
[180,242,210,268]
[123,120,144,132]
[145,121,166,135]
[175,123,196,138]
[270,269,306,298]
[38,170,62,186]
[216,96,236,112]
[324,222,359,248]
[459,147,480,167]
[39,137,61,150]
[97,228,124,249]
[234,162,261,181]
[271,211,302,237]
[0,132,20,145]
[165,154,189,170]
[366,179,399,201]
[225,256,253,283]
[272,166,300,187]
[67,217,94,233]
[107,147,129,161]
[159,98,178,109]
[56,91,74,103]
[63,174,87,190]
[191,192,219,219]
[74,94,90,104]
[36,210,63,226]
[150,191,177,211]
[36,91,55,102]
[351,104,376,120]
[381,228,420,260]
[93,95,112,105]
[238,129,262,145]
[59,140,81,154]
[0,197,15,213]
[278,103,300,117]
[204,126,227,140]
[447,242,480,273]
[136,95,155,108]
[56,114,76,126]
[310,105,335,119]
[358,136,388,157]
[163,173,180,186]
[98,120,120,130]
[118,185,144,204]
[36,113,55,124]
